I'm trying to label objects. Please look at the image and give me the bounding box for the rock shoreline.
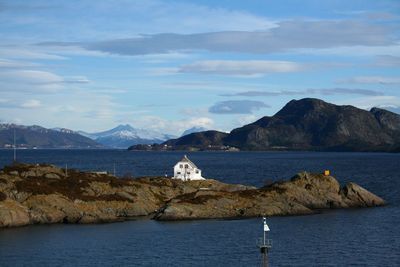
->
[0,163,385,228]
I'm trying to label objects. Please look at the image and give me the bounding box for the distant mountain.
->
[165,130,228,147]
[224,98,400,151]
[181,127,208,137]
[83,124,176,148]
[131,98,400,152]
[0,124,102,149]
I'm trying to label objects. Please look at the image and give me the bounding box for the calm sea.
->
[0,150,399,266]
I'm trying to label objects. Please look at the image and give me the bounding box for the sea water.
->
[0,150,399,266]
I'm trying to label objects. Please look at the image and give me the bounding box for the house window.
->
[179,164,183,168]
[177,172,181,174]
[184,164,188,168]
[187,172,190,175]
[195,170,199,174]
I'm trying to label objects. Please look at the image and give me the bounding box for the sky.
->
[0,0,399,135]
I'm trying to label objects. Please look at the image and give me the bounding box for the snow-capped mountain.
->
[82,124,176,148]
[51,127,77,134]
[181,126,208,137]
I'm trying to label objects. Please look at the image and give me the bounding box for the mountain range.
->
[0,123,185,149]
[130,98,400,152]
[0,124,101,149]
[2,98,399,151]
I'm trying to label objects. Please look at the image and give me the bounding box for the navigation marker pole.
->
[257,217,272,267]
[13,128,16,162]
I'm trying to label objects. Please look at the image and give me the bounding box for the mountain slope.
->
[143,98,400,152]
[0,124,101,149]
[165,130,228,147]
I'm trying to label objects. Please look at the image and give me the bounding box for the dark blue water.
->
[0,150,399,266]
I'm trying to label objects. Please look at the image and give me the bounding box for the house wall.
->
[173,162,203,180]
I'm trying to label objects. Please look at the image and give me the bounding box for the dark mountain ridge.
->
[164,130,228,147]
[0,124,102,149]
[131,98,400,152]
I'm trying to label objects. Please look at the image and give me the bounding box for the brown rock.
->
[155,172,385,220]
[340,182,385,207]
[0,199,30,227]
[44,173,60,179]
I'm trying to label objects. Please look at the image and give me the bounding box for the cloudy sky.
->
[1,0,399,135]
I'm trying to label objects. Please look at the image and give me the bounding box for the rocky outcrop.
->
[0,163,384,227]
[154,172,385,220]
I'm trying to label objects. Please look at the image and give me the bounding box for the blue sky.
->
[0,0,399,135]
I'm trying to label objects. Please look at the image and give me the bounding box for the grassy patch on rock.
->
[177,192,222,204]
[13,165,134,202]
[0,191,6,201]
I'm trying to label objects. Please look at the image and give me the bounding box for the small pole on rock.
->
[65,163,68,178]
[113,163,116,176]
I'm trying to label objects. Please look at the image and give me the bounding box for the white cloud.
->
[233,114,258,128]
[338,76,400,85]
[180,107,209,117]
[0,70,91,93]
[295,43,400,57]
[188,117,214,128]
[63,76,90,84]
[20,99,41,109]
[179,60,304,76]
[128,115,214,135]
[0,70,63,92]
[0,58,39,68]
[7,70,63,83]
[340,96,400,110]
[0,46,67,60]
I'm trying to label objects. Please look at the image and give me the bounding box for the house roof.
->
[177,155,198,169]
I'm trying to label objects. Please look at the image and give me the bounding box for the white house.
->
[173,155,204,181]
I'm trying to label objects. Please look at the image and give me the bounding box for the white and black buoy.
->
[257,217,272,267]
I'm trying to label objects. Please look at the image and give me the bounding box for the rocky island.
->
[0,163,384,227]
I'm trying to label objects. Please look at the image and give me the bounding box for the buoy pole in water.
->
[257,217,272,267]
[13,128,16,162]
